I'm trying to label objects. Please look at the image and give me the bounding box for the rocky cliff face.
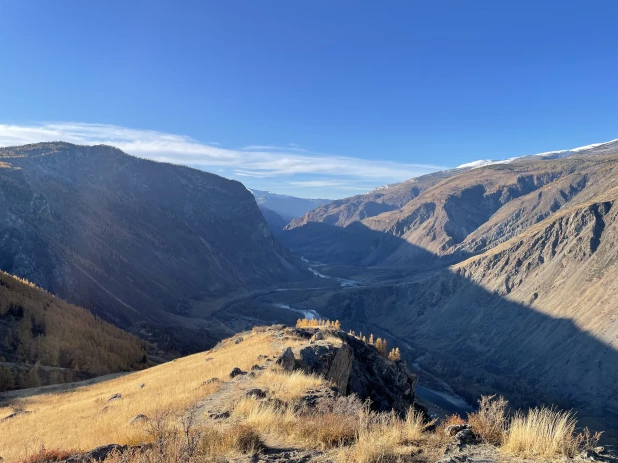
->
[248,325,418,415]
[0,143,309,349]
[321,194,618,428]
[283,327,418,414]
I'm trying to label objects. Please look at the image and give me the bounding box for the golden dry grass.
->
[233,397,359,450]
[253,368,324,401]
[0,332,277,462]
[467,394,508,446]
[503,407,581,458]
[335,408,431,463]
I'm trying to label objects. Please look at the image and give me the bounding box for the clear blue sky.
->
[0,1,617,198]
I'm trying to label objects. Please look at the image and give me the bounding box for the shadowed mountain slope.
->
[316,190,618,434]
[250,189,331,222]
[0,143,309,347]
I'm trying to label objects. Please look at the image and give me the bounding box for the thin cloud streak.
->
[0,122,444,184]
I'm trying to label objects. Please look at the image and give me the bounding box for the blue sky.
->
[0,1,617,198]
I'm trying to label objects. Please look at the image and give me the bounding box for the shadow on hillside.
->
[280,221,467,269]
[282,222,618,441]
[0,372,128,407]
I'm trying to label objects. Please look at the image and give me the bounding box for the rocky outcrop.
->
[291,328,417,414]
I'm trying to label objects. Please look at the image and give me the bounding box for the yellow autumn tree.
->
[375,338,387,356]
[388,347,401,361]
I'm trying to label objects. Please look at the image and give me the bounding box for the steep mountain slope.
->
[0,270,148,392]
[288,139,618,233]
[284,143,618,267]
[286,170,457,229]
[250,189,331,222]
[258,205,288,235]
[319,182,618,427]
[0,143,308,348]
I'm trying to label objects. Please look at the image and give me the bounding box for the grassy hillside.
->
[0,270,148,392]
[0,325,606,463]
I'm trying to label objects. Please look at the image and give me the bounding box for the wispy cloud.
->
[0,122,444,194]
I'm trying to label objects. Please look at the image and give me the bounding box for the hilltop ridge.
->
[1,324,612,463]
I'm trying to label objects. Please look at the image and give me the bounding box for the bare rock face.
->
[275,347,296,371]
[292,329,417,415]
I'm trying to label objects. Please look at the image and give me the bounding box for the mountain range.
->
[250,189,331,222]
[280,138,618,434]
[2,137,618,442]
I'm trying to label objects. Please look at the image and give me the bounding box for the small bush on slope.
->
[467,394,508,445]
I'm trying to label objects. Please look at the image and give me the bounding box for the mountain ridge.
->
[0,142,310,352]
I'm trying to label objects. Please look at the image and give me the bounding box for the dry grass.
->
[0,332,277,462]
[233,396,361,449]
[101,420,262,463]
[467,394,508,446]
[253,368,324,401]
[503,407,583,458]
[335,408,431,463]
[1,327,607,463]
[468,396,601,460]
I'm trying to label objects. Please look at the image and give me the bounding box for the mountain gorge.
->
[277,140,618,435]
[250,189,331,223]
[2,138,618,449]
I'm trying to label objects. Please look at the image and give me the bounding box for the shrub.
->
[20,448,78,463]
[467,395,508,445]
[296,318,341,329]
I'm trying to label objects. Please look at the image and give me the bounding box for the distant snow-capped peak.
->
[457,137,618,170]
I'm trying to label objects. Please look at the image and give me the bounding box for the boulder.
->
[245,388,267,399]
[295,342,353,394]
[325,344,353,393]
[296,343,335,375]
[229,368,246,378]
[311,330,325,341]
[276,347,296,371]
[129,414,149,425]
[445,424,468,437]
[64,444,127,462]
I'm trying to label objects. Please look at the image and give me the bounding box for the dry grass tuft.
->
[503,407,587,458]
[467,394,508,445]
[18,448,78,463]
[233,395,364,449]
[199,424,263,456]
[336,407,432,463]
[254,368,324,401]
